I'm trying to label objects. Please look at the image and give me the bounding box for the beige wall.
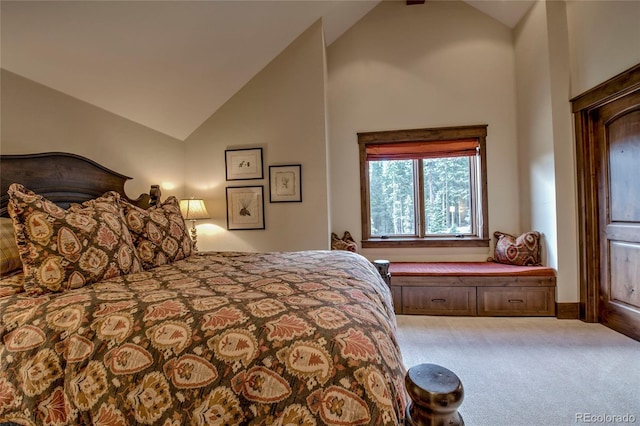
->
[514,1,568,301]
[0,69,184,200]
[327,0,520,262]
[566,0,640,98]
[184,20,329,252]
[514,0,639,303]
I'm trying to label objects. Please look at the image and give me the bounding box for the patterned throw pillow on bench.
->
[331,231,358,252]
[492,230,542,266]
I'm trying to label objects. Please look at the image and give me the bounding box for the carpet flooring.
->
[395,315,640,426]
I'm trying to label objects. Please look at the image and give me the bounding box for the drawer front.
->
[402,286,476,315]
[477,287,555,316]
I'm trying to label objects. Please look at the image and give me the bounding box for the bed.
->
[0,152,451,426]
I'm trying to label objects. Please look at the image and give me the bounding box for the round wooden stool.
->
[405,363,464,426]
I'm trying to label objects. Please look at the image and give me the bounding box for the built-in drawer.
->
[477,287,555,316]
[402,286,476,315]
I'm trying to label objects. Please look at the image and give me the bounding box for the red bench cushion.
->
[389,262,555,277]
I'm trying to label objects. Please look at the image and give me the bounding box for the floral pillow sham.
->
[0,217,22,276]
[121,196,193,269]
[0,271,24,298]
[7,184,142,295]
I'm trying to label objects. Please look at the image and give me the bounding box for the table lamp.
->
[179,198,210,252]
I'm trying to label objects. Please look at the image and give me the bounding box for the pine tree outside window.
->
[358,125,489,248]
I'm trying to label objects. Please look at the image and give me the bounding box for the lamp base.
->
[189,222,199,252]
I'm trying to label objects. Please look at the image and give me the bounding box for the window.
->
[358,125,489,248]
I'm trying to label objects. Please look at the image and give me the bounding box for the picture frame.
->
[225,148,263,180]
[226,186,265,230]
[269,164,302,203]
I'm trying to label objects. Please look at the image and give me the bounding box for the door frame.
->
[571,63,640,322]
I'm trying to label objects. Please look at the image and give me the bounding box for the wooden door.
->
[594,91,640,340]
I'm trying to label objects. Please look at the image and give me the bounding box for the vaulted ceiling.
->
[1,1,534,141]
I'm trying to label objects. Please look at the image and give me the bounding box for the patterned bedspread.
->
[0,250,407,425]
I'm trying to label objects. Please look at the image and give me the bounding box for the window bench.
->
[387,262,556,317]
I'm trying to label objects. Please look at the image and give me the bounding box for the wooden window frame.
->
[358,124,490,248]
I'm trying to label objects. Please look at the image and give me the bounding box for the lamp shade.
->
[180,199,210,220]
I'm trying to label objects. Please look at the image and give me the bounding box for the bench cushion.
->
[389,262,556,277]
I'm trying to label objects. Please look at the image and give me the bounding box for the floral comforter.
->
[0,250,407,425]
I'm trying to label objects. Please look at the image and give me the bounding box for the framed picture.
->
[226,186,265,230]
[269,164,302,203]
[225,148,263,180]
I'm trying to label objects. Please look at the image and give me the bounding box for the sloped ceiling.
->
[1,0,534,141]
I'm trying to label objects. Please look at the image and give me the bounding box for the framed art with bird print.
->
[226,186,265,230]
[225,148,263,180]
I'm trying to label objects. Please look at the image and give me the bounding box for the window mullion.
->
[417,159,425,238]
[470,155,479,236]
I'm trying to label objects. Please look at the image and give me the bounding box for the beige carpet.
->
[395,315,640,426]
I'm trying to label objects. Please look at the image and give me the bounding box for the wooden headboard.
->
[0,152,160,217]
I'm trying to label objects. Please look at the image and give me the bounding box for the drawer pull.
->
[431,298,447,303]
[508,299,524,303]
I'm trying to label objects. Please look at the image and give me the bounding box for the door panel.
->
[595,91,640,340]
[608,109,640,221]
[609,242,640,309]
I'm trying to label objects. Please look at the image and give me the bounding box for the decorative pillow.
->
[0,217,22,276]
[120,196,193,269]
[7,184,143,295]
[492,231,541,266]
[0,271,25,297]
[331,231,358,253]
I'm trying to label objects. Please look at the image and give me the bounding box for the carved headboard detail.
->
[0,152,160,217]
